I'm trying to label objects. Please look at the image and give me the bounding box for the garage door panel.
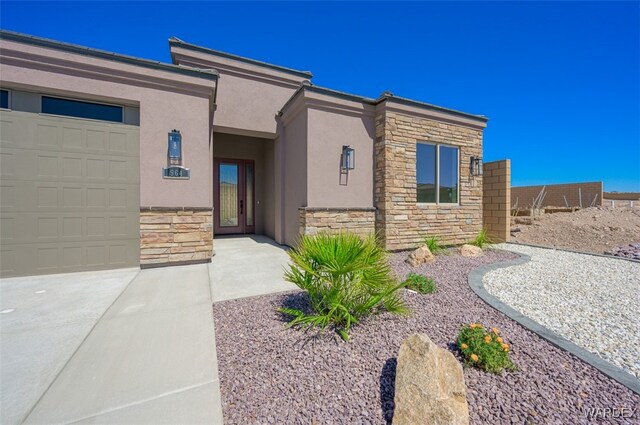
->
[0,111,139,277]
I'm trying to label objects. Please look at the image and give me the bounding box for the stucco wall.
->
[212,132,273,235]
[306,107,375,208]
[171,45,305,138]
[281,109,308,246]
[263,140,276,239]
[0,38,215,209]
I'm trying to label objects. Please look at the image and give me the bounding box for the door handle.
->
[240,199,243,215]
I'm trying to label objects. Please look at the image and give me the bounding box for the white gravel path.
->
[484,243,640,379]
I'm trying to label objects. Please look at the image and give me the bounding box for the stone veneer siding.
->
[483,160,511,242]
[299,208,376,239]
[375,111,484,251]
[140,207,213,267]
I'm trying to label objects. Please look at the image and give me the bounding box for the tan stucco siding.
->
[170,46,304,138]
[213,72,298,137]
[306,107,375,208]
[281,110,308,247]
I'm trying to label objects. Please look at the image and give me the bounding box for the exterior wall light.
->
[470,156,483,176]
[341,145,355,171]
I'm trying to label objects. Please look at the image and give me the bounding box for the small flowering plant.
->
[457,323,516,374]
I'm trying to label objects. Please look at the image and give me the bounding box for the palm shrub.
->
[471,227,493,248]
[424,235,446,255]
[278,232,409,341]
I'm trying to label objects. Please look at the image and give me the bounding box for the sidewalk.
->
[209,235,295,302]
[22,264,222,425]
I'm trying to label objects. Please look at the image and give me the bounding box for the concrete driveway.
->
[1,263,222,425]
[0,268,138,425]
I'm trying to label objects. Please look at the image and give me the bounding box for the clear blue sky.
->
[2,1,638,191]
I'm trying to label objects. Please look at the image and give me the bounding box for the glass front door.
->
[214,159,255,234]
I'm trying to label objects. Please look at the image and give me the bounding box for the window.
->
[417,143,459,204]
[0,90,8,109]
[41,96,123,123]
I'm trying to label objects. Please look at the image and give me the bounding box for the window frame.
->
[40,95,124,123]
[0,89,11,110]
[416,141,460,206]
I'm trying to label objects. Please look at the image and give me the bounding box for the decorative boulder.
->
[459,244,482,257]
[406,245,435,267]
[393,334,469,425]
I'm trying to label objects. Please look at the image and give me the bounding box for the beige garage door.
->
[0,111,140,277]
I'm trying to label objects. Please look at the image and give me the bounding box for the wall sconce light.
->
[470,156,483,176]
[341,145,355,171]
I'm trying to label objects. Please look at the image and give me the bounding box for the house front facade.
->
[0,30,488,277]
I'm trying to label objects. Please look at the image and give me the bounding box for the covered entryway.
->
[212,132,276,239]
[0,111,140,277]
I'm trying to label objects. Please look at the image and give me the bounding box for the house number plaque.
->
[163,129,191,179]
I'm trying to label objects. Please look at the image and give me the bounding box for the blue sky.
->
[2,1,638,191]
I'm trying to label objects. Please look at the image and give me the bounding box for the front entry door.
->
[214,158,255,235]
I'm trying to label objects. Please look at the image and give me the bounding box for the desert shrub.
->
[471,227,493,248]
[278,232,409,341]
[403,273,436,294]
[457,323,516,373]
[424,235,446,255]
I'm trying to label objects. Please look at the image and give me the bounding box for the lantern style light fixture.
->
[341,145,355,171]
[470,156,483,176]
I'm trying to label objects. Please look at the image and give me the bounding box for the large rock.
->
[406,245,435,266]
[459,244,482,257]
[393,334,469,425]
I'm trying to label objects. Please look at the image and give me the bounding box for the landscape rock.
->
[406,245,434,266]
[603,242,640,260]
[393,333,469,425]
[459,244,483,257]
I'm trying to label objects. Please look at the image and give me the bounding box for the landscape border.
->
[468,250,640,396]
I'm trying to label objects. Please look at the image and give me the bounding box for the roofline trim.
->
[380,96,488,123]
[0,30,219,81]
[169,37,313,79]
[279,84,488,123]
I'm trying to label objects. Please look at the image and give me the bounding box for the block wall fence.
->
[511,182,602,208]
[482,160,511,242]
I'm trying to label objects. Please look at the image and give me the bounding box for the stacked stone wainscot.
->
[375,110,484,251]
[299,207,376,239]
[140,207,213,267]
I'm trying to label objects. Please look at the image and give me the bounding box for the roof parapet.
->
[279,84,488,123]
[169,37,313,79]
[0,30,218,81]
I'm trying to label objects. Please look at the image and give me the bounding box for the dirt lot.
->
[509,207,640,255]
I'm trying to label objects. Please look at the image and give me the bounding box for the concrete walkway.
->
[18,264,222,425]
[209,235,297,302]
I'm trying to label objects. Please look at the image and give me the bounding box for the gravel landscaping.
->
[485,244,640,380]
[213,249,639,424]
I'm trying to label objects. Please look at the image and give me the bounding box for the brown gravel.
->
[213,249,640,424]
[510,206,640,255]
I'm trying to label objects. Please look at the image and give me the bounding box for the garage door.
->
[0,111,140,277]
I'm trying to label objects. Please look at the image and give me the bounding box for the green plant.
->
[424,235,446,255]
[457,323,516,373]
[403,273,436,294]
[278,232,409,341]
[471,227,493,249]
